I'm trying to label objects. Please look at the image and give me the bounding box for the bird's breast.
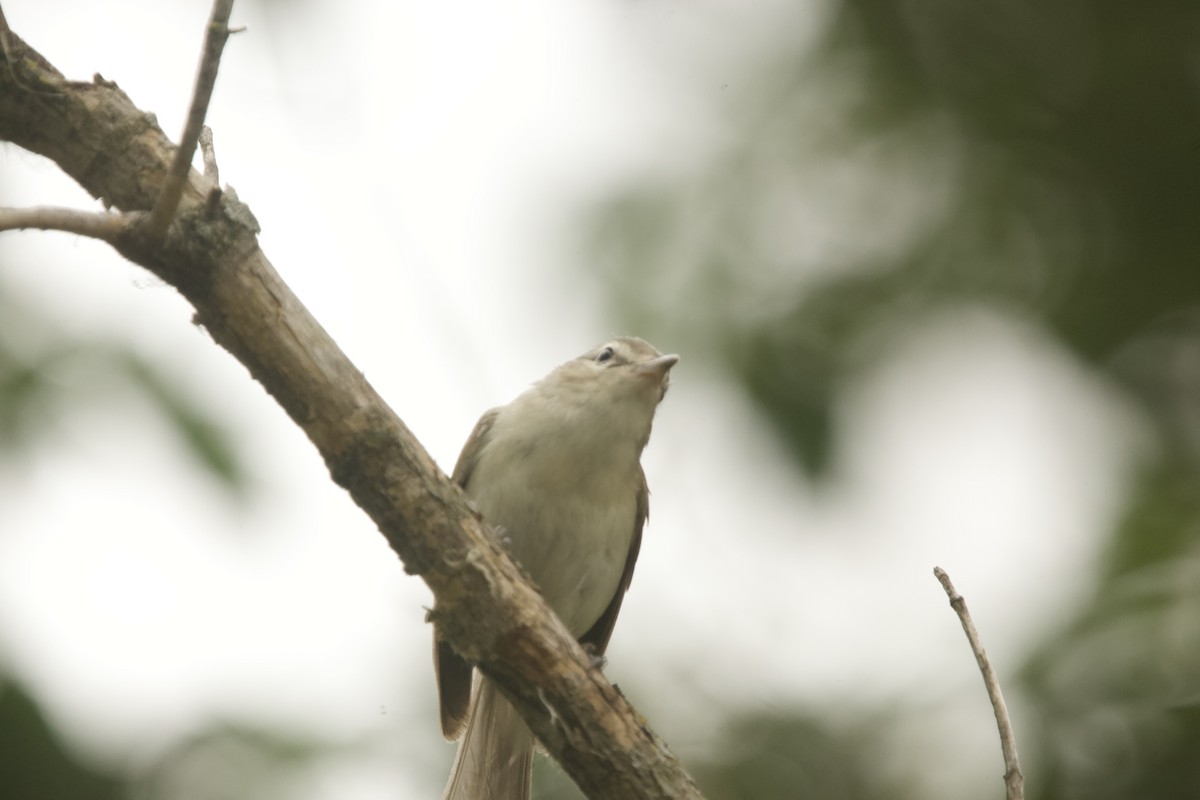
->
[466,420,639,637]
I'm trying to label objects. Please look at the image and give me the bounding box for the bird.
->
[435,336,677,800]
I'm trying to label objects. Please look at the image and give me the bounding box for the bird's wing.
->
[579,466,648,655]
[435,408,500,739]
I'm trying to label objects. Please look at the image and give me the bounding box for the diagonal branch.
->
[934,567,1025,800]
[146,0,236,239]
[0,18,704,800]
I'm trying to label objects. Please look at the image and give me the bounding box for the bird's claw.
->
[582,643,607,671]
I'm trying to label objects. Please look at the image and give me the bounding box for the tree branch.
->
[0,14,703,800]
[0,206,128,240]
[146,0,235,239]
[934,567,1025,800]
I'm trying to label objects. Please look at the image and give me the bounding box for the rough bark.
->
[0,26,703,800]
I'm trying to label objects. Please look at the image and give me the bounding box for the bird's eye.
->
[595,346,615,364]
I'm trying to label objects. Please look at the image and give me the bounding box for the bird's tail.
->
[441,675,533,800]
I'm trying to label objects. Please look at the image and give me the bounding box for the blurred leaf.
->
[119,352,247,491]
[1103,461,1200,581]
[136,723,328,800]
[0,277,248,493]
[0,347,52,448]
[695,710,888,800]
[532,708,892,800]
[1020,456,1200,800]
[0,682,123,800]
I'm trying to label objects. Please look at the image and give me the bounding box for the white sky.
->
[0,1,1146,798]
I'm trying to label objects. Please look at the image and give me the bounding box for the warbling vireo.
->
[435,336,677,800]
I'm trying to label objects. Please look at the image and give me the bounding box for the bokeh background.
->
[2,0,1199,798]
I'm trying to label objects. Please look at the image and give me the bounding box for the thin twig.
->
[934,566,1025,800]
[0,206,128,241]
[146,0,236,239]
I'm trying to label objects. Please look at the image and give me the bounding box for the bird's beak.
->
[635,354,679,379]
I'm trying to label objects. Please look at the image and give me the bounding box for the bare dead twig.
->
[146,0,236,239]
[934,566,1025,800]
[0,206,128,240]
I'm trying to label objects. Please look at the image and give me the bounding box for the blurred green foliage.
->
[0,273,249,795]
[592,1,1200,478]
[136,722,358,800]
[533,709,894,800]
[692,712,889,800]
[0,276,246,487]
[0,685,122,799]
[588,1,1200,798]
